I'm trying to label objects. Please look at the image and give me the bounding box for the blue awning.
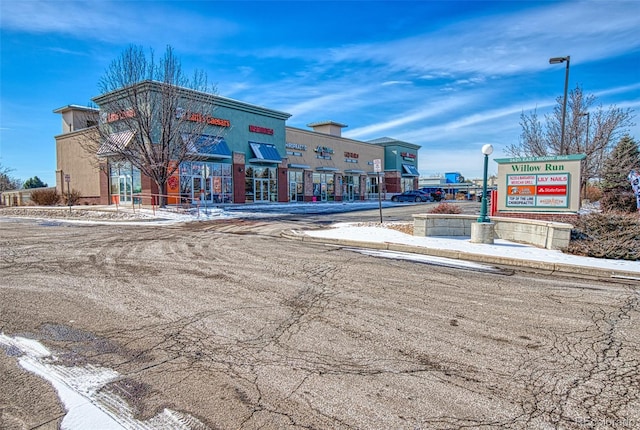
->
[402,164,420,177]
[249,142,282,164]
[183,134,231,159]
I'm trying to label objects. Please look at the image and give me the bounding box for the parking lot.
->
[1,212,639,429]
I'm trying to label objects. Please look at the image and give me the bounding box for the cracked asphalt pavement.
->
[1,213,639,429]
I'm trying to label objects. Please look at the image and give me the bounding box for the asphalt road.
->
[1,210,639,429]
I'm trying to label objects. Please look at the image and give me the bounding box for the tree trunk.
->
[157,181,167,207]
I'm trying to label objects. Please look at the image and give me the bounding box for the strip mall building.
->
[54,83,420,205]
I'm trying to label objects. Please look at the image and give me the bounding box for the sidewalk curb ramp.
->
[281,231,640,283]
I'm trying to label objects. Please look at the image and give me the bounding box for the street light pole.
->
[477,144,493,223]
[579,111,590,199]
[549,55,570,154]
[579,111,590,151]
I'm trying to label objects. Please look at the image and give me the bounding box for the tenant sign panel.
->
[494,154,585,213]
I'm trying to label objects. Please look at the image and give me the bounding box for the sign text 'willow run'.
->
[511,163,565,172]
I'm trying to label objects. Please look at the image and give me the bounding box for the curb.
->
[281,231,640,282]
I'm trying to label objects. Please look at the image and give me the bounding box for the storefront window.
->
[342,175,360,201]
[179,161,233,204]
[312,173,334,202]
[366,175,382,199]
[288,171,304,202]
[109,161,140,204]
[401,177,415,192]
[246,166,277,202]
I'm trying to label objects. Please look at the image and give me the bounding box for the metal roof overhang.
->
[402,163,420,177]
[183,134,232,159]
[288,163,311,169]
[249,142,283,164]
[97,130,135,157]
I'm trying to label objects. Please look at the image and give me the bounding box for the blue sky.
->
[1,0,639,187]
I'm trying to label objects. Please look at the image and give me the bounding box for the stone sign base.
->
[470,222,495,244]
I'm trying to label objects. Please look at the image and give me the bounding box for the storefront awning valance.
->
[316,167,339,172]
[402,163,420,177]
[288,163,311,170]
[249,142,282,164]
[97,130,135,157]
[183,133,232,159]
[344,169,365,174]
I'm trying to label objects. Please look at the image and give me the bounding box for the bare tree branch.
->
[511,85,635,197]
[84,45,224,206]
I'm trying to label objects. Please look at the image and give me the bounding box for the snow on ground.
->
[3,201,639,274]
[0,334,208,430]
[303,222,640,274]
[0,201,398,225]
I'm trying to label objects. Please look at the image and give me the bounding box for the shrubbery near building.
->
[62,189,82,206]
[30,189,60,206]
[568,213,639,261]
[428,202,462,214]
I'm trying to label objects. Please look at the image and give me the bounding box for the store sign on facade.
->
[176,107,231,127]
[315,145,334,160]
[249,125,274,135]
[401,152,416,161]
[286,142,306,157]
[286,142,307,151]
[344,151,359,164]
[103,109,135,123]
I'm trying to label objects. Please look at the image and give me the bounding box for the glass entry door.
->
[255,179,271,202]
[119,175,132,203]
[192,177,203,201]
[345,184,354,201]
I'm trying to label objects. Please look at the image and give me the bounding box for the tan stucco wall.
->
[285,127,384,173]
[55,128,102,200]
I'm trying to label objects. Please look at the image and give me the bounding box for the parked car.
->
[420,187,445,201]
[390,190,432,202]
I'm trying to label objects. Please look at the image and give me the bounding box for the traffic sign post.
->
[64,174,71,214]
[373,159,383,223]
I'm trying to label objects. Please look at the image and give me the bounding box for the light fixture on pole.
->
[477,144,493,223]
[549,55,570,154]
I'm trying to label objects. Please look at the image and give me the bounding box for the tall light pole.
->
[477,144,493,223]
[549,55,570,154]
[579,111,590,151]
[579,111,590,200]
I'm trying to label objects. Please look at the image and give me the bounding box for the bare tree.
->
[507,85,635,196]
[0,163,22,191]
[89,45,223,206]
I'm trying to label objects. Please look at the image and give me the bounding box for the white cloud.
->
[381,81,413,86]
[344,93,478,139]
[1,1,239,50]
[273,1,640,82]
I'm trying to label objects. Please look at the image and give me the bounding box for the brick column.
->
[233,152,246,203]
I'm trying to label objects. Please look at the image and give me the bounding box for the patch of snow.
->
[304,223,640,274]
[346,248,504,272]
[0,333,208,430]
